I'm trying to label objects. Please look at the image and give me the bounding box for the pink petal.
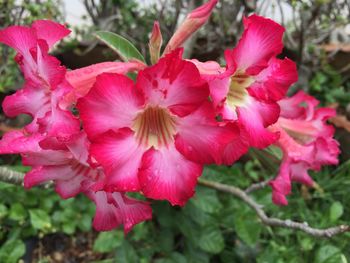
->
[24,165,73,186]
[108,192,152,234]
[77,73,144,139]
[2,84,49,118]
[228,14,284,74]
[87,191,121,231]
[138,145,202,206]
[34,44,66,89]
[0,130,42,154]
[248,58,298,102]
[37,106,80,138]
[136,49,209,117]
[314,138,340,166]
[175,102,238,164]
[22,149,71,166]
[89,128,144,192]
[32,20,70,48]
[269,161,292,206]
[65,61,146,106]
[237,98,280,148]
[221,125,250,165]
[0,26,36,55]
[87,191,152,233]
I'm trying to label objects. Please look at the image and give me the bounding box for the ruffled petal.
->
[86,191,152,233]
[136,49,209,117]
[77,73,144,139]
[108,193,152,234]
[0,130,43,154]
[248,58,298,102]
[2,84,49,118]
[138,145,202,206]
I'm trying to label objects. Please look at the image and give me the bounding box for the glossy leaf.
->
[95,31,146,63]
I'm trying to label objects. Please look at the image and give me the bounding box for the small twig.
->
[198,178,350,238]
[0,167,24,186]
[245,178,271,193]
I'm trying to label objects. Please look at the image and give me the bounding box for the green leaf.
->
[94,31,146,63]
[155,252,188,263]
[315,245,342,263]
[329,201,343,222]
[0,203,8,219]
[9,203,26,221]
[29,209,52,231]
[115,240,139,263]
[93,230,123,253]
[191,187,222,214]
[234,209,262,246]
[198,226,224,254]
[0,239,25,263]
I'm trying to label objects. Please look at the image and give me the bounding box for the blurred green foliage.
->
[309,63,350,107]
[0,158,349,262]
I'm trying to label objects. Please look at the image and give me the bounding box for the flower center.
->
[278,118,317,144]
[132,106,177,149]
[227,71,254,109]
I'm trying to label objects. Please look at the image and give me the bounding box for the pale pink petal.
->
[138,145,202,206]
[24,165,72,187]
[55,172,85,199]
[77,73,144,139]
[137,49,209,117]
[289,162,314,186]
[64,61,146,106]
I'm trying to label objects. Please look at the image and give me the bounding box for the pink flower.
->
[269,91,340,205]
[191,15,298,164]
[0,20,79,141]
[77,49,236,206]
[22,131,152,233]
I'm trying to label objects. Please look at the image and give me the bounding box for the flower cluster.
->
[0,0,340,233]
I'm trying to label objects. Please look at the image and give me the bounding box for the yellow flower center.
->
[132,106,177,149]
[227,71,254,109]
